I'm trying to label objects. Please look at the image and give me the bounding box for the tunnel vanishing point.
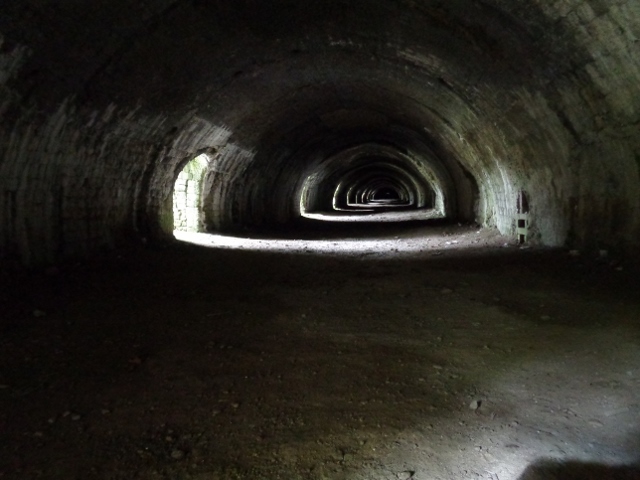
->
[1,0,639,266]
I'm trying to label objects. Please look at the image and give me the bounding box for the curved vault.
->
[0,0,639,264]
[298,143,448,219]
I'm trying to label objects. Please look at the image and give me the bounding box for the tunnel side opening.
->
[172,153,210,233]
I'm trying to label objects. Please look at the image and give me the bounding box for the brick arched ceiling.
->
[0,0,639,264]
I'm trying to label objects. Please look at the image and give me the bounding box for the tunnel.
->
[1,1,640,479]
[1,0,639,259]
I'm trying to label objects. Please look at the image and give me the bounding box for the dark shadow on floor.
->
[519,459,640,479]
[2,243,640,479]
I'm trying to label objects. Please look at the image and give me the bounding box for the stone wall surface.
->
[0,42,163,265]
[0,0,639,265]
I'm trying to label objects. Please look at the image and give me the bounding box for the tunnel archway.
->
[2,3,640,479]
[335,162,433,212]
[371,187,402,202]
[306,156,439,219]
[0,0,638,263]
[172,154,210,233]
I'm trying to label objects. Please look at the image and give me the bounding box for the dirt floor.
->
[1,223,640,480]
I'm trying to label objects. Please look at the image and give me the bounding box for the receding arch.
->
[298,142,454,222]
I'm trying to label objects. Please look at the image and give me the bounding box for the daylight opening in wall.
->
[173,154,210,232]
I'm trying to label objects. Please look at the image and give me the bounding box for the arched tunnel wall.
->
[295,143,452,217]
[1,1,639,266]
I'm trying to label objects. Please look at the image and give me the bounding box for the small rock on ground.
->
[171,449,186,460]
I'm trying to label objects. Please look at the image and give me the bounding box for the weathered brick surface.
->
[1,0,639,265]
[0,102,162,264]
